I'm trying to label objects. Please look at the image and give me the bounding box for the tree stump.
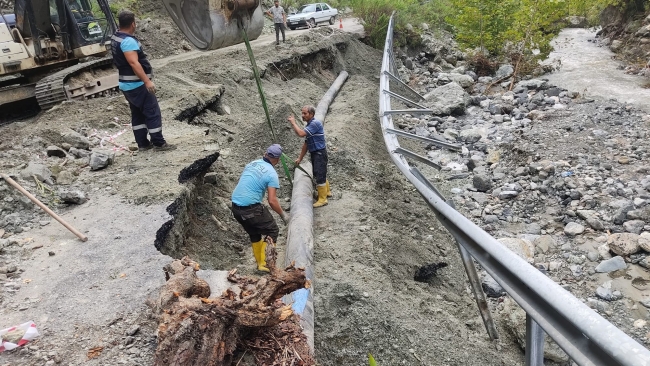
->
[149,254,314,365]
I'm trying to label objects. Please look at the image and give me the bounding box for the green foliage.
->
[347,0,453,48]
[108,0,138,18]
[368,353,378,366]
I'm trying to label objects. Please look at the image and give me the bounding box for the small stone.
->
[619,156,630,165]
[595,256,627,273]
[624,220,645,234]
[204,172,218,185]
[564,222,585,236]
[596,287,614,301]
[598,243,612,260]
[481,274,506,297]
[56,170,75,185]
[48,251,55,256]
[634,319,647,328]
[534,235,555,253]
[639,232,650,252]
[473,174,492,192]
[498,190,519,199]
[58,189,88,205]
[68,147,92,159]
[89,151,115,171]
[126,326,140,336]
[46,146,67,158]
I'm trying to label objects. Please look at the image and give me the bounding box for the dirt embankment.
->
[597,1,650,68]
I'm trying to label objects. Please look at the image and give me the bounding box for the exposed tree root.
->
[149,252,314,366]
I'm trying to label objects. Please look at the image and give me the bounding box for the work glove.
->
[280,211,290,225]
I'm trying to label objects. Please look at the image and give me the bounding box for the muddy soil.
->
[0,25,523,366]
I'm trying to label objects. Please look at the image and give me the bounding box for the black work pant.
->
[231,203,279,243]
[122,85,166,148]
[275,23,285,43]
[310,148,328,185]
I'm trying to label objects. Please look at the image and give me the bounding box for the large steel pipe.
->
[161,0,264,50]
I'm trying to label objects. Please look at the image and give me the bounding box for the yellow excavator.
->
[0,0,264,111]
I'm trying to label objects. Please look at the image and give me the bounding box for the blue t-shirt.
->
[304,118,326,152]
[118,37,145,91]
[231,159,280,206]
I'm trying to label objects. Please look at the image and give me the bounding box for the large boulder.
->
[439,73,475,88]
[424,82,469,116]
[20,162,52,183]
[61,129,91,150]
[608,233,641,256]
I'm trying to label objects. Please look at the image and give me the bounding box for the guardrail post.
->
[525,314,545,366]
[457,245,499,340]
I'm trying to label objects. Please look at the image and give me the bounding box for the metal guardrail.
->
[379,13,650,366]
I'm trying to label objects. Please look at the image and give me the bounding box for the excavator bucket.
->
[161,0,264,50]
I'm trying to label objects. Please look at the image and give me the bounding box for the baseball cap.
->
[266,144,283,158]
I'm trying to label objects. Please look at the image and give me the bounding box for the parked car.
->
[286,3,337,30]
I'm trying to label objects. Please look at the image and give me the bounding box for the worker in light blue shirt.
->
[111,11,176,152]
[231,144,290,272]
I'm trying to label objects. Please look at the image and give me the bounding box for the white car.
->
[286,3,338,30]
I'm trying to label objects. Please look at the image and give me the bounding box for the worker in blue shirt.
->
[231,144,290,272]
[288,105,331,207]
[111,11,175,152]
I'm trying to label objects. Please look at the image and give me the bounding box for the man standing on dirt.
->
[288,105,331,208]
[231,144,290,272]
[266,0,286,45]
[111,10,176,152]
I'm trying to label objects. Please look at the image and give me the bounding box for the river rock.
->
[424,82,469,116]
[446,73,475,88]
[56,170,75,185]
[46,146,67,158]
[596,281,620,301]
[495,64,514,79]
[473,174,492,192]
[608,233,641,256]
[595,256,627,273]
[534,235,556,254]
[516,79,548,90]
[627,207,650,221]
[61,129,90,149]
[68,147,92,159]
[89,151,115,171]
[20,162,52,183]
[564,222,585,236]
[481,274,505,298]
[498,238,534,263]
[459,129,482,143]
[638,232,650,252]
[623,220,645,234]
[58,189,88,205]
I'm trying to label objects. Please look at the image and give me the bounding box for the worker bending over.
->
[288,105,332,207]
[231,144,290,272]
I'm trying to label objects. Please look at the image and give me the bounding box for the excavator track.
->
[34,57,118,110]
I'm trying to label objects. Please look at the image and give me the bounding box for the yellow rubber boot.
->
[326,180,332,198]
[313,184,329,208]
[251,240,269,272]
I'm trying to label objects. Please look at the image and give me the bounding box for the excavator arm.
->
[161,0,264,50]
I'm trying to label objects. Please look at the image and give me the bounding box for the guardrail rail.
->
[378,13,650,366]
